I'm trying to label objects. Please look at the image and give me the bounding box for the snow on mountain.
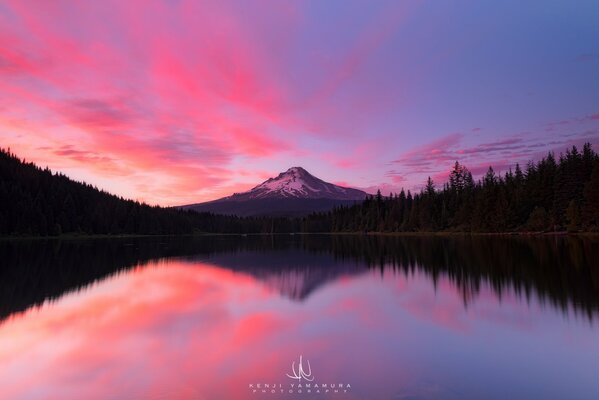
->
[180,166,368,216]
[224,166,367,201]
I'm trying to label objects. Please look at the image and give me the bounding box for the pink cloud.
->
[392,132,464,172]
[388,118,599,192]
[359,182,406,195]
[332,180,351,187]
[2,0,597,204]
[2,0,419,204]
[0,0,312,204]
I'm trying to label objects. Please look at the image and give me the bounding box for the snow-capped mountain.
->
[181,167,367,217]
[225,166,367,201]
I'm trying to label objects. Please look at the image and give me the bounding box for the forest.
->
[1,143,598,236]
[304,143,599,233]
[0,148,293,235]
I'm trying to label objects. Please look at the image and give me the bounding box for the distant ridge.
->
[181,167,367,217]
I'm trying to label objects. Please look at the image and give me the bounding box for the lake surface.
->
[0,235,598,400]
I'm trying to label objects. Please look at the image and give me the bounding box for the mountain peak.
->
[285,166,307,173]
[218,166,368,201]
[279,166,310,179]
[182,166,368,216]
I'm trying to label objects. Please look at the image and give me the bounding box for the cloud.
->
[62,98,134,130]
[388,116,599,191]
[0,0,310,204]
[1,0,597,204]
[391,132,464,173]
[359,182,405,195]
[1,0,418,204]
[53,145,125,175]
[456,137,526,156]
[385,170,407,184]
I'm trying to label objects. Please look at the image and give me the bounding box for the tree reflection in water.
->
[0,234,597,322]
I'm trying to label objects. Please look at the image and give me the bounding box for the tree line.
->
[0,148,295,236]
[303,143,599,233]
[1,143,599,236]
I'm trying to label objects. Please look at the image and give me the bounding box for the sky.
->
[1,0,598,206]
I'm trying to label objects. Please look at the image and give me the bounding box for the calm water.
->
[0,235,598,400]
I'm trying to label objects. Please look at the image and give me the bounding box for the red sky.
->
[1,0,598,205]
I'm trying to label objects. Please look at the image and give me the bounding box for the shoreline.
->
[1,231,598,241]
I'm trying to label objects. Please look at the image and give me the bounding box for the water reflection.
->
[0,235,598,399]
[1,235,598,320]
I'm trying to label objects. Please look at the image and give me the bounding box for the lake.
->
[0,235,598,400]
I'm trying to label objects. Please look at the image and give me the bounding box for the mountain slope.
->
[228,166,366,201]
[182,167,367,217]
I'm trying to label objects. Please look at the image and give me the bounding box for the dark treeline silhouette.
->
[303,143,599,232]
[1,235,598,321]
[0,148,299,235]
[320,234,599,320]
[2,143,599,235]
[0,235,289,319]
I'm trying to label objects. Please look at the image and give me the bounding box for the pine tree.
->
[526,207,549,232]
[425,177,435,196]
[583,161,599,229]
[449,161,465,192]
[566,200,581,232]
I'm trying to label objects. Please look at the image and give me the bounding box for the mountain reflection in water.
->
[1,235,598,321]
[0,234,598,400]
